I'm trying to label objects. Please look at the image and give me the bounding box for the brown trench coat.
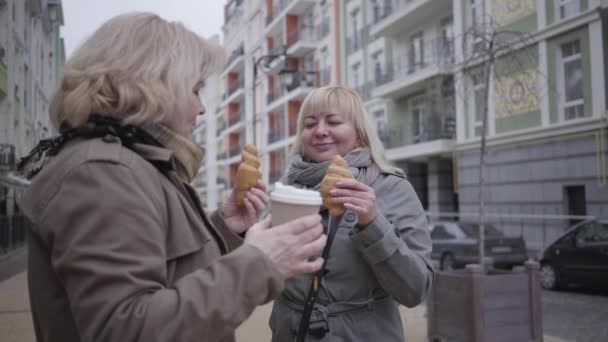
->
[19,136,284,342]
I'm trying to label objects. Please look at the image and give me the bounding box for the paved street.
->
[542,289,608,342]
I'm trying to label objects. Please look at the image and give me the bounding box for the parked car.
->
[539,218,608,291]
[429,222,528,270]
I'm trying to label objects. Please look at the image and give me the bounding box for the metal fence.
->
[426,211,597,257]
[0,215,27,256]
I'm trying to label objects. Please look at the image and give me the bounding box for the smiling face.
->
[300,108,359,162]
[168,80,205,137]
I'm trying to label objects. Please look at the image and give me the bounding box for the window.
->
[472,72,486,137]
[409,32,424,73]
[410,95,426,142]
[560,40,584,120]
[471,0,485,52]
[372,50,384,85]
[12,3,16,21]
[440,18,454,63]
[576,222,608,244]
[374,109,387,143]
[351,62,361,88]
[431,225,454,240]
[559,0,580,20]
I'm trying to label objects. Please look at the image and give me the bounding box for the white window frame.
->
[558,40,585,121]
[557,0,580,20]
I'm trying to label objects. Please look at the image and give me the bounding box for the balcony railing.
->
[346,26,369,55]
[267,86,285,105]
[354,81,373,102]
[0,215,27,256]
[0,62,7,97]
[225,44,244,69]
[319,68,331,86]
[265,0,295,26]
[373,0,424,26]
[375,37,454,87]
[268,129,285,144]
[378,114,455,149]
[319,18,330,39]
[285,71,316,92]
[229,145,243,158]
[228,111,244,126]
[287,27,316,47]
[225,79,244,99]
[0,144,15,171]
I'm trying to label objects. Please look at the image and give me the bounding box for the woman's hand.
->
[245,215,326,279]
[329,179,378,226]
[222,181,270,235]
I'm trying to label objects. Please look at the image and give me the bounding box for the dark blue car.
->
[540,218,608,290]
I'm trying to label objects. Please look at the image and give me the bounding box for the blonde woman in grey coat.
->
[270,86,434,341]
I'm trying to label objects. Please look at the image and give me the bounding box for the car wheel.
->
[540,263,560,290]
[440,253,455,271]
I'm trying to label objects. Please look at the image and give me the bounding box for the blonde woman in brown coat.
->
[18,13,326,342]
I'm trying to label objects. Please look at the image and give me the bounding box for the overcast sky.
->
[61,0,224,58]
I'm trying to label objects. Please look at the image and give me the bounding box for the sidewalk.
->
[0,271,570,342]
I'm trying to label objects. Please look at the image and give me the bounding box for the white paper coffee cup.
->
[270,182,322,226]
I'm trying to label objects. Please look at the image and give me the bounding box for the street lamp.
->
[251,45,296,145]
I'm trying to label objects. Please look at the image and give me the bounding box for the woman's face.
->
[300,108,359,162]
[169,81,205,137]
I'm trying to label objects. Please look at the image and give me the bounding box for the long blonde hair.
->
[293,86,402,175]
[50,12,225,129]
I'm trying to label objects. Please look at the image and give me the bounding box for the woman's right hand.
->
[245,215,326,279]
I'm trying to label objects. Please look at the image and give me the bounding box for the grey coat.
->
[270,171,434,341]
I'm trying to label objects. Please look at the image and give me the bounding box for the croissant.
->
[236,144,262,206]
[320,155,355,216]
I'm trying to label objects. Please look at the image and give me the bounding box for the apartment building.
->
[343,0,458,214]
[199,0,343,210]
[0,0,64,218]
[453,0,608,246]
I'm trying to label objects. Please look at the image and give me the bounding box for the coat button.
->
[102,134,118,143]
[345,212,356,222]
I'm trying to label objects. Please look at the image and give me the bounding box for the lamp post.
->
[251,45,296,147]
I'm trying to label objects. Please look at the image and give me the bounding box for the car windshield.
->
[459,223,503,238]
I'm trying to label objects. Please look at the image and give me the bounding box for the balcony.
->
[0,144,15,171]
[318,18,330,39]
[354,81,373,102]
[222,79,245,105]
[268,128,285,144]
[371,0,450,37]
[346,26,369,55]
[286,28,316,57]
[265,0,316,34]
[223,44,245,75]
[380,113,456,160]
[0,62,7,98]
[228,111,244,127]
[216,115,226,136]
[373,37,454,98]
[318,68,331,86]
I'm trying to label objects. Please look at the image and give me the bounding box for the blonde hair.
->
[293,86,402,175]
[50,12,225,129]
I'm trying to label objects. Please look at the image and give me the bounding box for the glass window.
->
[559,0,580,19]
[560,40,584,120]
[408,32,424,73]
[577,222,608,243]
[472,72,486,136]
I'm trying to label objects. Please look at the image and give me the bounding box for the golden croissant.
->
[320,155,355,217]
[236,144,262,206]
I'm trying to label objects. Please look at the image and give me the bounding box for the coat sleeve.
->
[37,161,284,342]
[208,209,244,252]
[350,175,434,307]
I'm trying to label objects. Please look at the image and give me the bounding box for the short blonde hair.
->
[50,12,225,129]
[293,86,402,175]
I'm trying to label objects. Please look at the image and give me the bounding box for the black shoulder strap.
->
[295,214,341,342]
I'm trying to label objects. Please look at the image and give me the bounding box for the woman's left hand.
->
[330,179,378,226]
[222,181,270,235]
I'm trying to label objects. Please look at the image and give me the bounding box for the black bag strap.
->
[295,215,341,342]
